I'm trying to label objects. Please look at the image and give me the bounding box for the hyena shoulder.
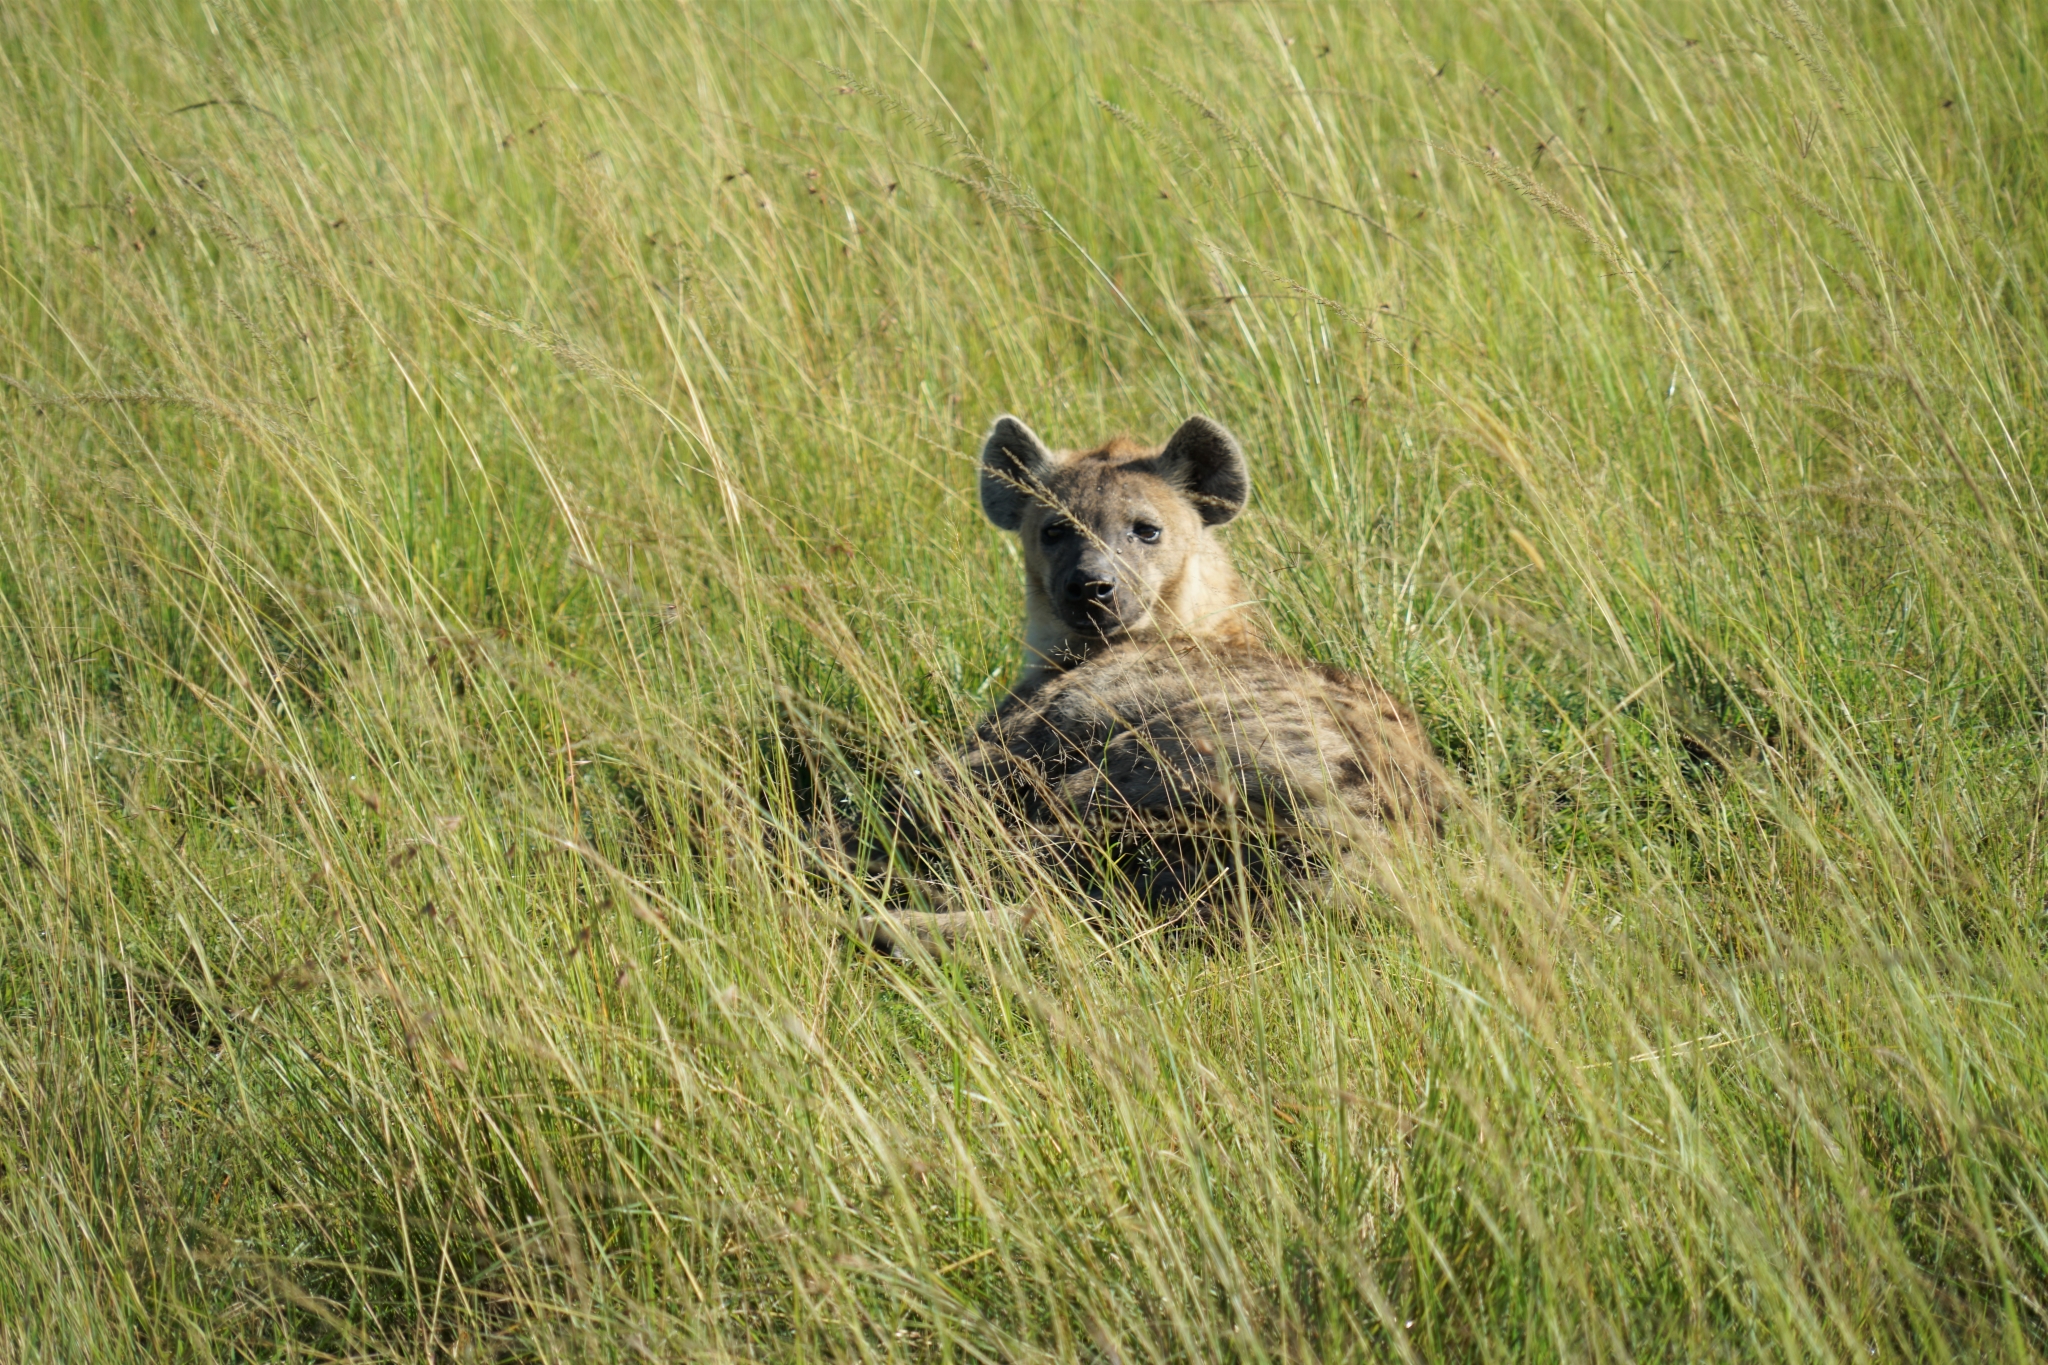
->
[963,641,1438,836]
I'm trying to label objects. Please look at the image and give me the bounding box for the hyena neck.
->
[1013,556,1261,694]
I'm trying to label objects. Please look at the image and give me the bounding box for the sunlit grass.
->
[2,1,2045,1359]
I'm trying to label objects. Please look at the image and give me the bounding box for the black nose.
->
[1066,578,1115,604]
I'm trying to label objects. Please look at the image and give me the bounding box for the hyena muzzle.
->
[837,414,1443,957]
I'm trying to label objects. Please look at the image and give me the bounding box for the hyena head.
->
[980,414,1257,682]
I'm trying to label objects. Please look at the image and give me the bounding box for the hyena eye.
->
[1132,522,1162,544]
[1040,522,1071,544]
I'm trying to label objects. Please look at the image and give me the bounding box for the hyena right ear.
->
[979,415,1055,531]
[1155,415,1249,525]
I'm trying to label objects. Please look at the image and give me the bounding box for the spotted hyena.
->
[853,414,1441,956]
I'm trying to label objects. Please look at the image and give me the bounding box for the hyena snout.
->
[1060,545,1122,605]
[1054,555,1146,634]
[1063,576,1115,604]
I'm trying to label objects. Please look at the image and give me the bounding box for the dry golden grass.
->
[2,1,2045,1359]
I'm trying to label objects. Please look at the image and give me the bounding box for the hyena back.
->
[856,414,1440,956]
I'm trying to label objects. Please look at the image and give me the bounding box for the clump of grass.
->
[2,1,2045,1359]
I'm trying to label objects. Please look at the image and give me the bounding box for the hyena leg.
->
[855,899,1042,960]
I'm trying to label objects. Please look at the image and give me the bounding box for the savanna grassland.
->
[3,1,2047,1360]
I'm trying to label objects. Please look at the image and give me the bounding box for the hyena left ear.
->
[980,415,1056,531]
[1155,416,1249,525]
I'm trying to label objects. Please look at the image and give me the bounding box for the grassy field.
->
[4,0,2047,1359]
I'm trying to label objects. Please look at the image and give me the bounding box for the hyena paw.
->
[852,912,921,960]
[851,905,1040,961]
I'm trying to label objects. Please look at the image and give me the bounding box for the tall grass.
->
[3,0,2045,1359]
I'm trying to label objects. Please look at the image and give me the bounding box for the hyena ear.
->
[979,415,1056,532]
[1154,415,1249,525]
